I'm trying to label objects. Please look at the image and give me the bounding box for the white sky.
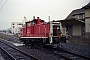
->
[0,0,90,29]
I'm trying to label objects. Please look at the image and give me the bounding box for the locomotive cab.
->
[49,21,66,45]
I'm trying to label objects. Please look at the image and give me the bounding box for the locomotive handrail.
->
[52,22,60,24]
[52,23,60,24]
[52,24,60,26]
[52,36,58,37]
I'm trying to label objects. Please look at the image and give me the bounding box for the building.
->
[57,2,90,38]
[66,8,85,37]
[11,22,23,34]
[59,8,85,37]
[11,16,28,35]
[82,2,90,38]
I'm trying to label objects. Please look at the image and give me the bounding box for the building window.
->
[18,23,22,25]
[13,32,14,34]
[75,14,85,20]
[79,15,83,19]
[13,26,14,28]
[83,14,85,19]
[75,15,79,19]
[13,23,14,25]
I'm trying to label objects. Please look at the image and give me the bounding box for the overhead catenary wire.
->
[0,0,7,11]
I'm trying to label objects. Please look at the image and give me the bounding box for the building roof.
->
[56,18,85,26]
[82,2,90,9]
[56,3,90,25]
[56,8,85,25]
[66,8,85,19]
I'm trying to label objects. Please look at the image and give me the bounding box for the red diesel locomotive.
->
[21,17,66,46]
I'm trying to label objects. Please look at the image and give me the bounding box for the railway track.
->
[0,40,38,60]
[55,47,90,60]
[0,39,66,60]
[41,45,90,60]
[17,44,90,60]
[0,38,89,60]
[34,46,72,60]
[17,45,65,60]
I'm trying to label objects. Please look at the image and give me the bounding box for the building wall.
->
[66,26,72,36]
[11,22,23,34]
[73,24,81,37]
[85,9,90,38]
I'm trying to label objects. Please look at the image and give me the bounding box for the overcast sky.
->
[0,0,90,29]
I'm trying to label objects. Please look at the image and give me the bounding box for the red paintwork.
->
[22,21,50,37]
[37,18,41,24]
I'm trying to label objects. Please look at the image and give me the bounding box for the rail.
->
[0,47,16,60]
[0,40,39,60]
[35,45,90,60]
